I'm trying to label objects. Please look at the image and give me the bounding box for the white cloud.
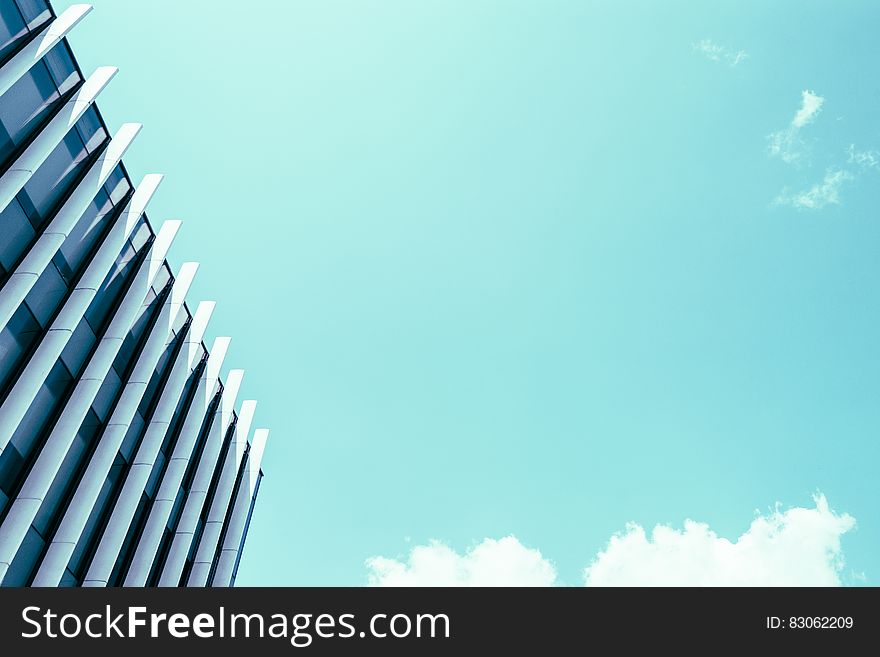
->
[768,90,825,163]
[847,144,879,169]
[367,495,856,587]
[693,39,749,67]
[366,536,557,586]
[792,90,825,128]
[774,169,853,210]
[584,495,855,586]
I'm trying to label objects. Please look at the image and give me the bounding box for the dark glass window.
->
[171,308,189,338]
[84,244,135,332]
[2,525,45,586]
[146,451,165,498]
[17,106,107,228]
[107,492,150,585]
[14,1,51,29]
[42,40,79,96]
[59,318,97,378]
[151,265,172,297]
[112,287,160,379]
[0,3,28,64]
[59,569,77,587]
[54,191,111,282]
[138,336,179,419]
[90,365,122,423]
[0,41,81,167]
[84,217,151,337]
[102,164,131,204]
[130,217,153,252]
[32,410,102,537]
[23,261,66,326]
[0,199,35,271]
[0,302,41,396]
[0,360,73,496]
[67,454,126,580]
[0,444,23,515]
[53,163,133,283]
[119,411,145,463]
[0,57,59,163]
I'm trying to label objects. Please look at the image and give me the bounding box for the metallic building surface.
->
[0,1,268,587]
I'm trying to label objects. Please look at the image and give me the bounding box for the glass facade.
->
[0,1,51,67]
[0,1,266,588]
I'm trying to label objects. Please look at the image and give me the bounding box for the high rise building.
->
[0,1,268,587]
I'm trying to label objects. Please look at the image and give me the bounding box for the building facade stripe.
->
[31,262,198,586]
[0,175,165,455]
[122,341,234,586]
[0,65,117,214]
[0,4,92,99]
[82,300,214,586]
[0,121,140,333]
[210,427,268,586]
[159,396,255,587]
[0,218,180,582]
[0,0,267,588]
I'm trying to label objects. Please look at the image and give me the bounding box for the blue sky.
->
[60,0,880,585]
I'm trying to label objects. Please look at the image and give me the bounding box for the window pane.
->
[2,525,45,586]
[130,216,153,252]
[119,411,145,463]
[33,410,101,536]
[75,105,107,154]
[0,445,23,509]
[85,242,137,334]
[54,188,113,282]
[90,365,122,422]
[0,61,59,165]
[68,456,125,578]
[24,261,67,326]
[0,360,73,493]
[151,265,172,296]
[7,360,72,457]
[19,109,107,227]
[0,3,28,64]
[59,318,97,378]
[138,337,178,418]
[14,1,51,29]
[112,287,160,379]
[42,39,80,96]
[0,199,35,270]
[19,130,88,227]
[0,302,41,394]
[59,569,77,587]
[102,164,131,204]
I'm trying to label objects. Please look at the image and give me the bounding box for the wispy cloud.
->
[847,144,880,169]
[693,39,749,67]
[366,495,856,586]
[768,90,825,164]
[774,169,853,210]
